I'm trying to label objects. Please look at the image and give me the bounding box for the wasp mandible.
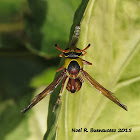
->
[21,26,127,113]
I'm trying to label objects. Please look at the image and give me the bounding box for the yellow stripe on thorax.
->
[64,57,83,69]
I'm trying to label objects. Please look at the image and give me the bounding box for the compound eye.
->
[63,52,69,56]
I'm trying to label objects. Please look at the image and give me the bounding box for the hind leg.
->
[53,76,69,112]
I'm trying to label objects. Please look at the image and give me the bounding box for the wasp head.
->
[55,44,90,58]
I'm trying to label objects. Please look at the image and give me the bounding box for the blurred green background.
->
[0,0,140,140]
[0,0,81,139]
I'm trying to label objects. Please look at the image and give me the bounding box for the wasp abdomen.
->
[66,78,82,93]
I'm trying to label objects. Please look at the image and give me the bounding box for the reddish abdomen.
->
[66,78,82,93]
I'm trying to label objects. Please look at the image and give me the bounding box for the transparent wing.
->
[21,71,66,113]
[82,70,127,111]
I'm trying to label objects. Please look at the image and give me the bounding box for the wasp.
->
[21,26,127,113]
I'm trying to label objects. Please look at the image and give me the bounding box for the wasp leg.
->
[56,66,64,72]
[53,76,69,112]
[82,59,92,65]
[52,96,61,112]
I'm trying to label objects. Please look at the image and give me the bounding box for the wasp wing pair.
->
[21,61,127,113]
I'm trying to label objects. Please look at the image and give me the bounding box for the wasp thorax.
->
[67,61,80,75]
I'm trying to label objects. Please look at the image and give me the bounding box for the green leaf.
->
[47,0,140,140]
[25,0,82,58]
[30,67,57,88]
[0,55,51,140]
